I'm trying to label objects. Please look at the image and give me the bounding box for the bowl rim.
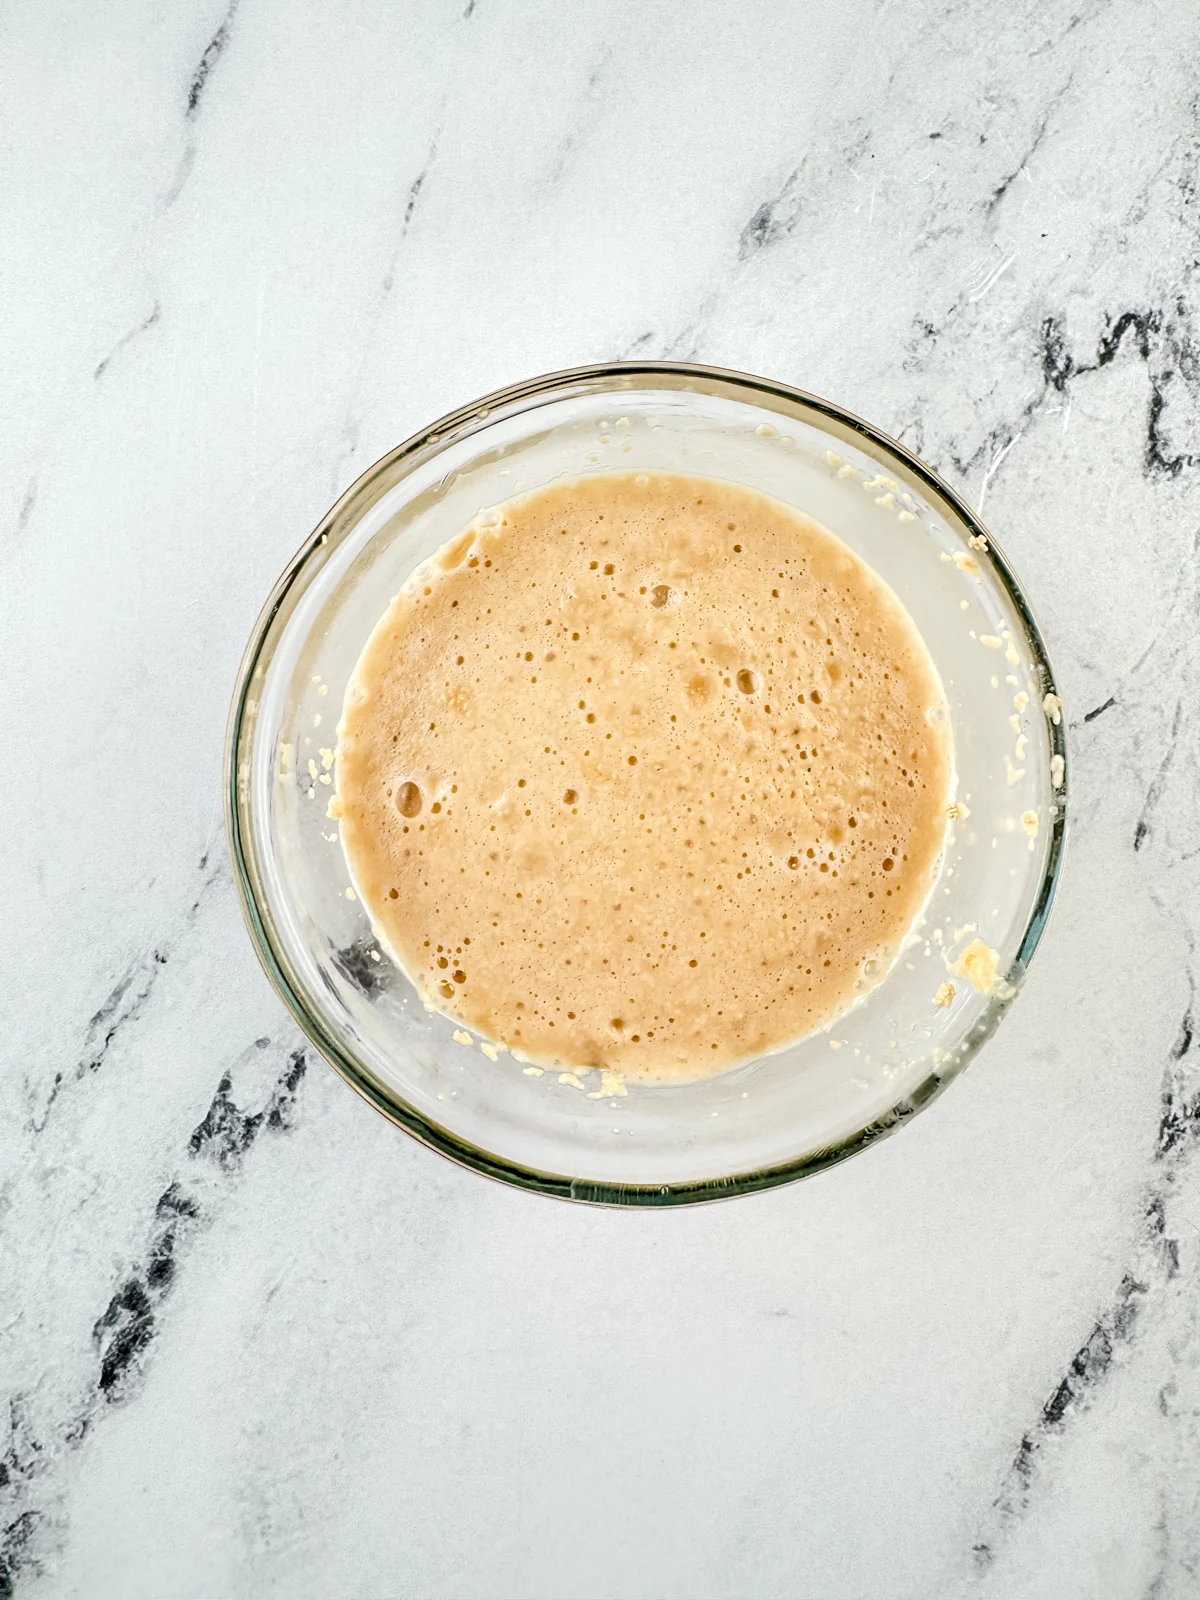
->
[225,359,1068,1208]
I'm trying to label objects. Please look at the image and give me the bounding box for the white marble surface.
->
[4,1,1200,1594]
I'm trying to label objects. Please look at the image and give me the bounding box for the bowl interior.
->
[229,366,1065,1202]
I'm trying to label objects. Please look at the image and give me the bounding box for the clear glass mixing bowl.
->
[226,362,1066,1205]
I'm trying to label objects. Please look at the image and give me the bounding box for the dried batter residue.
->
[953,937,1000,995]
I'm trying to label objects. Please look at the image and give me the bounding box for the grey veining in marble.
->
[4,1,1200,1595]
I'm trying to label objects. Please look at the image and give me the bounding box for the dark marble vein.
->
[985,79,1070,215]
[93,1185,202,1399]
[618,330,658,360]
[0,1509,37,1600]
[0,1397,44,1598]
[161,144,196,209]
[335,129,440,477]
[946,298,1200,500]
[1041,307,1200,481]
[542,47,612,190]
[30,851,224,1133]
[16,480,36,533]
[1083,695,1116,723]
[1134,696,1183,851]
[739,167,803,260]
[0,1044,307,1595]
[33,957,164,1132]
[189,1042,307,1169]
[1147,373,1199,477]
[380,133,439,296]
[974,1257,1164,1570]
[1029,0,1117,58]
[664,288,722,364]
[93,302,161,381]
[1157,991,1197,1159]
[187,0,240,118]
[971,976,1196,1569]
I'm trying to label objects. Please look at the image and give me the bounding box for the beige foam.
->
[336,472,952,1082]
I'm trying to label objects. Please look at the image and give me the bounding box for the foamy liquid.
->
[334,472,952,1082]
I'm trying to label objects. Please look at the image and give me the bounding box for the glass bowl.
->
[226,362,1066,1206]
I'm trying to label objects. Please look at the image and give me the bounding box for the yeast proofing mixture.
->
[332,472,952,1082]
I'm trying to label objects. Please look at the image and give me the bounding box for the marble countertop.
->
[5,1,1200,1595]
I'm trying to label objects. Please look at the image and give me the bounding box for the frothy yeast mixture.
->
[335,472,952,1083]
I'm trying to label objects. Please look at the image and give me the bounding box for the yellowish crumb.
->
[981,635,1003,650]
[829,1038,841,1050]
[318,684,329,696]
[523,1065,544,1077]
[1006,761,1026,786]
[946,800,971,821]
[480,1042,499,1061]
[308,759,319,780]
[755,423,776,437]
[1021,809,1039,839]
[344,887,356,901]
[1043,692,1063,725]
[1009,713,1021,734]
[558,1071,585,1088]
[1014,691,1029,712]
[875,492,896,508]
[825,450,843,468]
[1002,631,1019,665]
[1051,753,1065,788]
[954,937,1000,994]
[320,747,334,769]
[968,533,989,551]
[313,713,322,727]
[898,509,916,522]
[953,551,981,580]
[837,463,856,478]
[934,981,955,1008]
[452,1030,473,1047]
[327,794,344,819]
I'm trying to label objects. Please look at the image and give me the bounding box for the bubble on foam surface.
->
[395,780,422,818]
